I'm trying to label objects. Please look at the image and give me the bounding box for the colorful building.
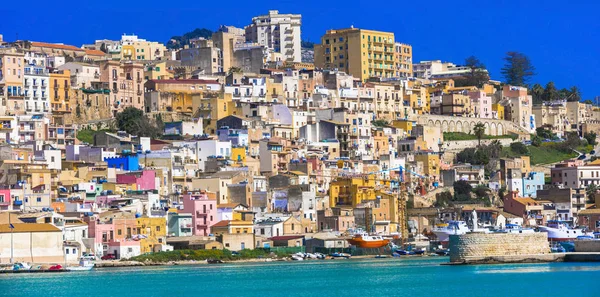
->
[182,191,218,236]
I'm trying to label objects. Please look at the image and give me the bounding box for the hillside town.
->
[1,9,600,266]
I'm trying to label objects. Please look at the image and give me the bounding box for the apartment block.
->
[245,10,302,63]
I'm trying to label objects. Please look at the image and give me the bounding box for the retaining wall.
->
[574,240,600,252]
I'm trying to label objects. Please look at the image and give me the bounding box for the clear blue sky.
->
[1,0,598,99]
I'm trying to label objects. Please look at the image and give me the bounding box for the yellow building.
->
[193,92,235,134]
[315,28,409,81]
[329,176,378,207]
[144,62,173,80]
[136,217,167,254]
[414,151,441,178]
[211,220,254,235]
[392,120,413,135]
[49,69,71,112]
[231,147,246,165]
[492,103,505,120]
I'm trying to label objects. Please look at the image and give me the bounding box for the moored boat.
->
[66,255,95,271]
[346,233,390,248]
[537,220,592,241]
[432,221,470,244]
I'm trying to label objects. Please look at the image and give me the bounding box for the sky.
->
[1,0,599,99]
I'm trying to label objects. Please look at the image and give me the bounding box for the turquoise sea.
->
[1,257,599,296]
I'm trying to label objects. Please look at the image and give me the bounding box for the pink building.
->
[182,191,218,236]
[503,85,528,98]
[116,170,156,190]
[0,189,11,211]
[88,218,138,256]
[468,90,492,119]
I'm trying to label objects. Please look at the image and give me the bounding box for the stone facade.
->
[449,233,550,263]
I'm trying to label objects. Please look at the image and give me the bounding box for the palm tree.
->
[473,122,485,147]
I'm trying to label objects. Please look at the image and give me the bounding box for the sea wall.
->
[574,240,600,252]
[449,233,551,264]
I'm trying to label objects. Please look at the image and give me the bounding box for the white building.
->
[245,10,302,63]
[58,62,100,89]
[23,56,49,113]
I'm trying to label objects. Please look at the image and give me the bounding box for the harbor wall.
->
[574,240,600,252]
[449,233,550,264]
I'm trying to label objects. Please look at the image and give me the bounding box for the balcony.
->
[136,78,142,83]
[40,84,47,89]
[13,200,22,206]
[53,85,59,90]
[137,90,143,95]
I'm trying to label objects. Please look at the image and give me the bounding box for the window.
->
[36,197,41,203]
[66,249,69,254]
[156,226,160,231]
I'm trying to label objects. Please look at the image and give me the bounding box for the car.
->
[591,150,596,155]
[578,154,587,160]
[101,254,116,260]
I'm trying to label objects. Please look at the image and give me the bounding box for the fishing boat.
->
[537,220,592,241]
[66,255,95,271]
[432,221,470,244]
[495,223,535,234]
[330,252,351,259]
[346,233,390,248]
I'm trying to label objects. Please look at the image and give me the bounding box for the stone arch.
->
[449,121,456,132]
[498,123,504,135]
[484,122,490,135]
[490,122,497,136]
[463,121,471,133]
[442,120,449,132]
[456,121,463,133]
[428,120,434,127]
[435,120,442,129]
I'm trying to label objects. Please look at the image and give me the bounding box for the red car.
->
[101,254,116,260]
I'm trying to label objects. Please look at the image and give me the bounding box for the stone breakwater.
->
[449,232,551,264]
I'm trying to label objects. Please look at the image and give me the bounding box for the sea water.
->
[1,257,599,296]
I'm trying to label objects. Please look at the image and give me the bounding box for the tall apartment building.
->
[99,60,144,114]
[502,85,534,133]
[315,28,411,81]
[23,59,49,114]
[0,47,25,115]
[245,10,302,63]
[49,70,71,113]
[394,43,412,78]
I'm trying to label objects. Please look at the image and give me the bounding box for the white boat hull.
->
[538,226,589,241]
[66,265,94,271]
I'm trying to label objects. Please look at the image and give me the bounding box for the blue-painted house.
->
[522,172,544,198]
[105,155,140,171]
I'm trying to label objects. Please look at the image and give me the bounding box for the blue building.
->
[104,155,140,171]
[522,172,544,198]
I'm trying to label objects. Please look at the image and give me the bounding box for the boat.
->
[207,259,224,264]
[314,253,326,260]
[346,233,390,248]
[537,220,592,241]
[12,262,31,271]
[291,253,304,261]
[66,255,95,271]
[495,224,536,234]
[330,252,351,259]
[432,221,470,244]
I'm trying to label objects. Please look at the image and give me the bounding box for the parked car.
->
[591,150,596,155]
[578,154,587,160]
[101,254,116,260]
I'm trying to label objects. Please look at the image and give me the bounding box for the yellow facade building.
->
[492,103,505,120]
[136,217,167,254]
[329,176,378,207]
[414,151,441,178]
[49,69,71,112]
[315,28,411,81]
[231,147,246,165]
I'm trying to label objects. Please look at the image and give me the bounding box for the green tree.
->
[542,81,558,102]
[584,132,597,146]
[116,107,162,138]
[510,142,530,155]
[530,83,544,104]
[472,122,485,146]
[568,86,582,102]
[586,184,598,204]
[166,28,213,49]
[372,119,389,127]
[500,51,535,86]
[531,135,542,147]
[455,56,489,87]
[583,99,594,105]
[454,180,473,201]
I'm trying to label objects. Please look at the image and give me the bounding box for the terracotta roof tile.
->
[85,49,106,56]
[30,42,85,52]
[0,223,61,233]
